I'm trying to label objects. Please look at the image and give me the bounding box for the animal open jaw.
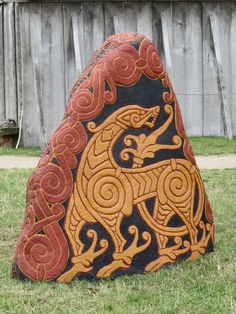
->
[144,107,160,128]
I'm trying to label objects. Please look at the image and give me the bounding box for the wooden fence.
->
[0,1,236,146]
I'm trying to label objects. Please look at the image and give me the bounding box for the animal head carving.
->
[116,105,160,129]
[87,105,160,134]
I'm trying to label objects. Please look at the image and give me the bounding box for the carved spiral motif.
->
[73,90,94,112]
[158,163,192,205]
[130,113,142,126]
[25,235,53,265]
[106,48,142,85]
[34,164,70,204]
[87,169,127,214]
[140,40,164,79]
[146,46,163,74]
[53,121,86,154]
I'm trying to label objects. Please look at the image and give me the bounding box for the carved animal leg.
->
[186,173,214,260]
[145,233,190,272]
[187,221,214,261]
[145,199,190,272]
[97,225,151,278]
[58,228,108,283]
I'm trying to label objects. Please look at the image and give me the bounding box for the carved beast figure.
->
[13,33,214,282]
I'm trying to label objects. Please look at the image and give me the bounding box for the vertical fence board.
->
[4,3,17,122]
[219,2,233,137]
[172,3,187,126]
[63,3,82,97]
[161,9,174,81]
[82,2,94,66]
[0,5,5,120]
[91,3,105,53]
[185,3,203,136]
[20,4,41,146]
[83,2,104,65]
[15,3,23,126]
[152,2,171,69]
[41,3,65,140]
[124,2,138,33]
[231,3,236,135]
[203,3,222,136]
[104,2,124,37]
[210,8,232,139]
[137,2,153,41]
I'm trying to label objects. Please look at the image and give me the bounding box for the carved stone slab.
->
[12,33,214,282]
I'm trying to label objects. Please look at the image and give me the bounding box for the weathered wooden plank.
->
[202,2,222,136]
[210,13,233,139]
[29,17,47,149]
[91,3,105,52]
[185,3,203,136]
[0,5,5,120]
[63,3,82,97]
[33,63,47,148]
[231,3,236,136]
[41,3,66,140]
[218,2,234,136]
[137,2,153,41]
[172,2,188,127]
[72,14,83,77]
[113,15,124,34]
[15,3,24,146]
[161,10,173,82]
[104,2,124,37]
[68,2,105,77]
[219,2,234,137]
[152,2,171,66]
[20,4,41,146]
[15,3,23,123]
[82,3,94,66]
[4,3,17,122]
[124,2,138,33]
[83,2,104,65]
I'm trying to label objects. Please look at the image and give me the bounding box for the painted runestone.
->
[12,33,215,282]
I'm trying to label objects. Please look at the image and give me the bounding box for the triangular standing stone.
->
[13,33,215,282]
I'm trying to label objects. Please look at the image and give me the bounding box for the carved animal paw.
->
[96,260,130,278]
[57,263,92,283]
[145,255,175,272]
[187,250,203,261]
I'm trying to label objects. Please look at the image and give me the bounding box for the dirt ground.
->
[0,154,236,170]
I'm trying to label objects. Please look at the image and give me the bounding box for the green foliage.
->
[0,169,236,313]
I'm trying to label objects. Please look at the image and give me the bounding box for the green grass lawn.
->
[189,137,236,156]
[0,147,42,157]
[0,168,236,313]
[0,137,235,157]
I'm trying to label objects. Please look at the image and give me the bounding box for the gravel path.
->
[0,154,236,170]
[0,156,39,169]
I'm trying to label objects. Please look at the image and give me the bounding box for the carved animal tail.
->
[12,197,70,281]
